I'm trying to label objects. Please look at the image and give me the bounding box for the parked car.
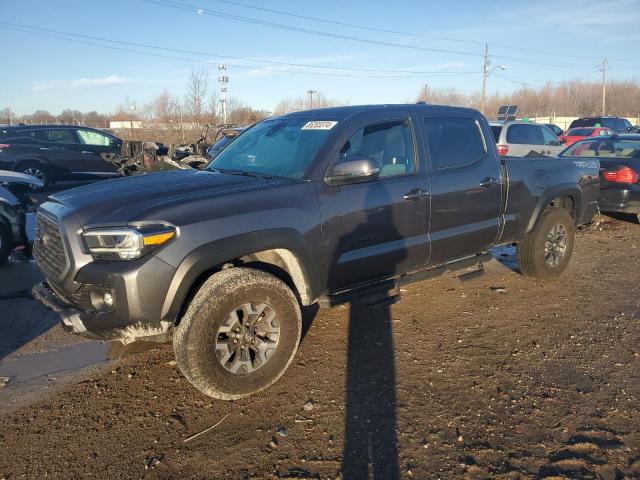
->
[0,125,123,188]
[32,104,599,400]
[568,116,638,134]
[544,123,564,137]
[0,170,42,264]
[490,121,564,156]
[559,134,640,221]
[559,127,615,146]
[206,127,247,160]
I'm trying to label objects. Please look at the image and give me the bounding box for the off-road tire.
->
[0,221,12,265]
[18,162,51,190]
[517,207,574,280]
[174,267,302,400]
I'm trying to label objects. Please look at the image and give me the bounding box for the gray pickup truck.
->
[32,104,599,399]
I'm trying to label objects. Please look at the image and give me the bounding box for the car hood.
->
[0,169,44,187]
[47,169,294,227]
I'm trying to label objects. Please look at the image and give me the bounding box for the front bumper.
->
[33,254,177,343]
[599,185,640,214]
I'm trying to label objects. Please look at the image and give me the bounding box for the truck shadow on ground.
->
[331,184,404,479]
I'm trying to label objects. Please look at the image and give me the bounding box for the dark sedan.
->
[559,134,640,220]
[0,125,123,188]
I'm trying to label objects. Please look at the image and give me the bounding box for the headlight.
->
[82,225,176,261]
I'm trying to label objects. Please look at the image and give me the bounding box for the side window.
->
[76,129,111,146]
[339,119,415,178]
[525,125,544,145]
[423,117,485,169]
[35,129,77,144]
[541,126,559,145]
[506,124,527,144]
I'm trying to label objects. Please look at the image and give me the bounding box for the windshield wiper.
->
[215,168,279,180]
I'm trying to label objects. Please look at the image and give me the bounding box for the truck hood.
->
[47,169,293,227]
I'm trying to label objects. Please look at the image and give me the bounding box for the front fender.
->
[160,228,322,323]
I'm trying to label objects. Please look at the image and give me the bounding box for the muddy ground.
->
[0,215,639,479]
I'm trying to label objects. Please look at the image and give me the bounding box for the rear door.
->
[33,128,81,176]
[319,116,430,291]
[421,115,503,265]
[505,124,530,156]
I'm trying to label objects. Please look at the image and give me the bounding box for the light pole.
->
[307,89,317,109]
[218,64,229,125]
[129,103,136,139]
[480,44,507,115]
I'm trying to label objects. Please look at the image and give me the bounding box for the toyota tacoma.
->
[32,104,599,399]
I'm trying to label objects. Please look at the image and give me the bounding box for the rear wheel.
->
[18,162,51,190]
[174,267,302,400]
[517,207,575,280]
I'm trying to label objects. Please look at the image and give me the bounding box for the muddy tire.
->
[174,267,302,400]
[517,207,575,280]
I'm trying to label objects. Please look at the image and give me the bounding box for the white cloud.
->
[32,74,132,91]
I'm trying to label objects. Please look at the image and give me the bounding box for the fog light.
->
[103,292,114,307]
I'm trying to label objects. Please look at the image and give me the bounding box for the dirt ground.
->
[1,215,639,479]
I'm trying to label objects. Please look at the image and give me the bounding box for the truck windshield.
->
[208,118,334,179]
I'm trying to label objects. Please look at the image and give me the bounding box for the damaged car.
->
[0,125,123,189]
[0,170,42,264]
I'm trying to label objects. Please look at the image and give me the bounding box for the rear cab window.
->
[423,117,486,169]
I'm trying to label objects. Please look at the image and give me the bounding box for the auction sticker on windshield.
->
[301,121,338,130]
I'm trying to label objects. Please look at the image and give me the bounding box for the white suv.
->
[490,121,564,157]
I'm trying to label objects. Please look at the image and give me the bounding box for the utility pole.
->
[600,58,608,116]
[307,89,317,109]
[218,64,229,125]
[480,44,490,115]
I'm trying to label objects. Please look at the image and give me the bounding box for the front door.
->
[319,117,430,292]
[421,115,503,265]
[66,128,120,176]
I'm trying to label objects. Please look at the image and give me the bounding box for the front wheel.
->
[19,162,52,190]
[174,267,302,400]
[517,207,575,280]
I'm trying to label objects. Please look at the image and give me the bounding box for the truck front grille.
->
[33,211,68,280]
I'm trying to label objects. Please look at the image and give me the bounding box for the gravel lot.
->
[0,215,639,479]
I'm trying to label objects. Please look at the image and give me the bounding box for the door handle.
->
[39,147,51,151]
[403,188,429,201]
[479,177,498,187]
[81,151,93,154]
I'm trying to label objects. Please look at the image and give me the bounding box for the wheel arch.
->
[161,230,320,325]
[524,185,582,234]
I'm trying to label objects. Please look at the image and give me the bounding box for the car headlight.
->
[82,225,176,261]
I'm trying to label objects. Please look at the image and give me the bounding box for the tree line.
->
[416,79,640,120]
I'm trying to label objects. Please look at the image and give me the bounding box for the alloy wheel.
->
[215,302,280,374]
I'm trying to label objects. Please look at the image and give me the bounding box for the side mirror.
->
[325,156,379,186]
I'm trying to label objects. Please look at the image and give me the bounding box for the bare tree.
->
[273,92,344,115]
[185,68,209,126]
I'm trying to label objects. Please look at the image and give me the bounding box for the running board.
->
[318,253,492,308]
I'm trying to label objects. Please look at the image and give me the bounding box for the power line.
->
[0,23,480,79]
[206,0,639,64]
[142,0,601,69]
[0,20,480,77]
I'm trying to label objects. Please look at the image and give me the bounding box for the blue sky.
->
[1,0,639,115]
